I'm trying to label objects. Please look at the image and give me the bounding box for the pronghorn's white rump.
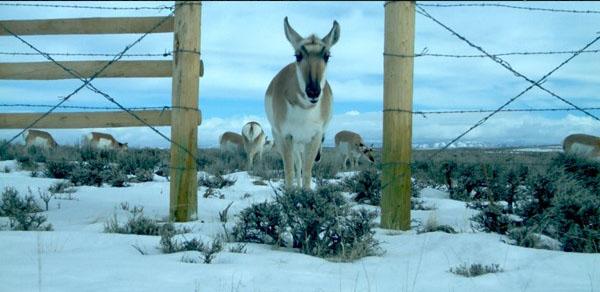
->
[334,130,375,169]
[242,121,267,170]
[265,16,340,189]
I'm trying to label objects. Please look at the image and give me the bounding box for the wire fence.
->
[0,2,598,173]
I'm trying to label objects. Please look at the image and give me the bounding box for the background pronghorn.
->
[242,121,267,170]
[219,131,245,153]
[334,130,375,169]
[265,17,340,189]
[562,133,600,160]
[23,129,58,149]
[85,132,128,150]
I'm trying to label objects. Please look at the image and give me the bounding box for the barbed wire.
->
[383,48,600,59]
[2,103,598,115]
[0,104,200,112]
[417,2,600,14]
[0,2,174,11]
[0,49,201,58]
[0,4,182,151]
[414,5,600,162]
[383,107,600,116]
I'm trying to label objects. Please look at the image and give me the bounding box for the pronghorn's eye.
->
[324,52,330,63]
[295,53,303,62]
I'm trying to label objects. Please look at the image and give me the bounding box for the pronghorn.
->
[265,17,340,189]
[334,130,375,169]
[562,133,600,160]
[242,121,267,170]
[219,131,245,153]
[23,129,58,149]
[85,132,128,150]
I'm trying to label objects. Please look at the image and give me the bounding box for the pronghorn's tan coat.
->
[242,121,267,170]
[85,132,128,150]
[334,130,375,169]
[219,132,244,153]
[23,129,58,149]
[562,133,600,160]
[265,17,340,189]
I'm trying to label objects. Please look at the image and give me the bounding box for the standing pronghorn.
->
[23,129,58,149]
[85,132,128,150]
[242,121,267,170]
[334,130,375,170]
[562,133,600,160]
[265,17,340,189]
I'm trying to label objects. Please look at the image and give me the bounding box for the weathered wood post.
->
[170,1,201,222]
[381,1,415,230]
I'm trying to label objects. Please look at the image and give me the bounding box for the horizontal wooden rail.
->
[0,60,173,80]
[0,110,202,129]
[0,17,174,36]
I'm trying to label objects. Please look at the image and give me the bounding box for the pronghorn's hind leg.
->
[302,134,322,189]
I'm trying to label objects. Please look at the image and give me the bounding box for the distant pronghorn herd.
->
[22,129,128,151]
[9,17,600,191]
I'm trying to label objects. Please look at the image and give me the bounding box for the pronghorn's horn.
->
[322,20,340,48]
[284,17,303,50]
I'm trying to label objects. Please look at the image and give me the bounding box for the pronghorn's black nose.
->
[306,82,321,100]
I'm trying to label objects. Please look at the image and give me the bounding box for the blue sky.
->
[0,1,599,148]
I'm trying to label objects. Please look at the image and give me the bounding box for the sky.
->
[0,1,599,148]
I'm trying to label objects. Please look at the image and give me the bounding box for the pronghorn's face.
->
[284,17,340,105]
[359,143,375,163]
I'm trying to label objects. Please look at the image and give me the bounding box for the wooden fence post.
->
[381,1,415,230]
[170,1,201,222]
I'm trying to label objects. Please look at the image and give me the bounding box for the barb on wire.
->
[0,5,177,151]
[0,2,174,11]
[417,2,600,14]
[416,5,600,123]
[383,48,600,59]
[413,5,600,163]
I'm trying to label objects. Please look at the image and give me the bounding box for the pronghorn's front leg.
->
[281,135,295,188]
[302,133,322,189]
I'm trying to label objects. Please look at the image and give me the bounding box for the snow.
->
[1,161,599,292]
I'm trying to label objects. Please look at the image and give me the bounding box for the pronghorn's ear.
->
[284,17,303,50]
[322,20,340,48]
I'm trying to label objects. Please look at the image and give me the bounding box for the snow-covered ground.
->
[1,160,598,292]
